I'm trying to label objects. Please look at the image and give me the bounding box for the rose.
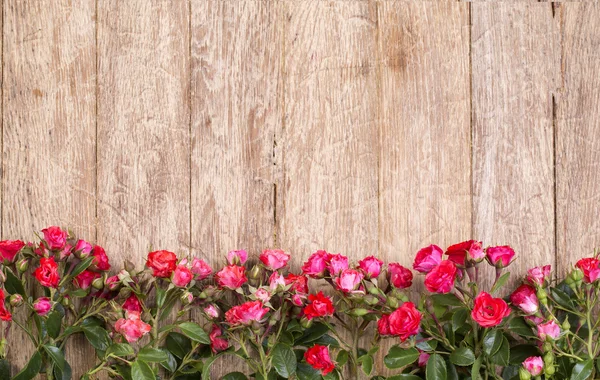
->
[58,244,73,260]
[227,249,248,265]
[105,275,121,291]
[523,356,544,376]
[33,257,60,288]
[204,305,220,319]
[387,302,422,341]
[74,270,101,290]
[424,260,456,293]
[74,239,93,258]
[472,292,511,327]
[33,297,53,316]
[510,284,539,315]
[209,325,229,353]
[527,265,551,286]
[304,345,335,375]
[445,240,484,266]
[302,250,331,278]
[254,288,271,303]
[41,226,67,250]
[0,240,24,263]
[191,258,212,280]
[328,254,349,276]
[216,265,247,289]
[486,245,516,268]
[172,264,193,287]
[303,292,334,320]
[538,320,560,341]
[0,289,11,321]
[413,245,443,273]
[146,250,177,277]
[259,249,290,270]
[122,294,142,313]
[575,257,600,283]
[91,245,111,271]
[377,314,391,336]
[285,273,309,294]
[418,351,430,367]
[225,300,269,326]
[334,269,364,292]
[358,256,383,279]
[269,272,286,291]
[388,263,413,288]
[115,311,151,343]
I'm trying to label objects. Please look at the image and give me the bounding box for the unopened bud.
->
[0,338,6,358]
[300,317,313,329]
[61,297,70,307]
[9,294,23,307]
[124,260,135,273]
[386,296,399,309]
[249,265,263,280]
[519,367,532,380]
[16,258,29,273]
[92,277,104,290]
[348,308,370,317]
[0,271,5,284]
[542,342,552,352]
[536,288,548,306]
[543,351,554,366]
[364,295,379,306]
[545,364,555,376]
[181,291,194,305]
[562,319,570,331]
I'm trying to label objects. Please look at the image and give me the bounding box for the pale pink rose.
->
[413,245,443,273]
[358,256,383,279]
[510,285,539,315]
[538,320,560,341]
[33,297,52,316]
[191,258,212,280]
[486,246,516,268]
[172,264,193,287]
[335,269,364,292]
[260,249,290,270]
[527,265,551,286]
[204,305,220,319]
[227,250,248,265]
[254,288,271,303]
[328,254,349,276]
[301,250,331,278]
[523,356,543,376]
[269,272,286,291]
[115,312,151,343]
[215,265,247,289]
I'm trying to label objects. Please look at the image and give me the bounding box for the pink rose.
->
[74,270,101,290]
[418,351,430,367]
[204,305,220,319]
[537,320,560,341]
[115,312,151,343]
[172,264,193,287]
[388,302,422,341]
[424,260,457,293]
[91,245,111,271]
[105,275,121,291]
[216,265,247,289]
[191,258,212,280]
[0,240,25,264]
[523,356,544,376]
[225,300,269,326]
[328,254,349,276]
[388,263,413,289]
[575,258,600,283]
[413,245,443,273]
[269,272,286,291]
[510,284,539,315]
[227,250,248,265]
[33,297,52,316]
[486,245,515,268]
[74,239,93,257]
[210,325,229,353]
[335,269,364,293]
[445,240,484,267]
[260,249,290,270]
[254,288,271,303]
[285,273,309,294]
[525,315,544,325]
[302,250,331,278]
[358,256,383,279]
[41,226,67,250]
[123,294,142,313]
[527,265,551,286]
[58,244,73,260]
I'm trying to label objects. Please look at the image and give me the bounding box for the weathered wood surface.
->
[1,1,600,377]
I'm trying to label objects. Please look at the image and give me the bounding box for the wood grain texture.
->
[2,0,96,375]
[472,4,558,286]
[97,0,190,264]
[557,3,600,273]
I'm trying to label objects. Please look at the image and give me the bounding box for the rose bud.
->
[0,271,5,284]
[348,308,370,317]
[204,304,220,319]
[334,269,364,293]
[41,226,67,250]
[259,249,290,271]
[191,258,212,280]
[172,264,193,287]
[543,351,554,366]
[388,263,413,289]
[538,320,560,341]
[300,317,313,329]
[92,276,104,290]
[16,258,29,273]
[304,345,335,376]
[522,356,543,376]
[248,265,263,280]
[227,250,248,265]
[418,351,430,367]
[510,284,539,315]
[358,256,383,279]
[302,250,331,278]
[486,245,516,268]
[105,275,121,291]
[445,240,484,267]
[519,367,532,380]
[115,312,151,343]
[33,297,53,316]
[73,239,93,259]
[413,245,443,273]
[216,265,247,289]
[527,265,551,287]
[181,291,194,305]
[386,296,399,309]
[9,294,23,307]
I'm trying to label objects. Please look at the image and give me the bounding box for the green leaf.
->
[156,287,167,308]
[222,372,248,380]
[570,359,594,380]
[452,308,469,332]
[71,257,95,278]
[178,322,210,344]
[387,376,423,380]
[483,329,503,356]
[472,356,483,379]
[82,325,111,352]
[508,317,536,338]
[53,359,72,380]
[106,343,135,358]
[551,287,575,310]
[489,336,509,366]
[272,343,296,378]
[295,323,329,346]
[166,332,192,359]
[384,346,420,369]
[46,311,63,339]
[0,358,10,379]
[131,360,155,380]
[426,353,447,380]
[359,354,373,375]
[138,347,169,363]
[4,268,25,297]
[509,345,540,365]
[295,363,321,380]
[43,345,65,371]
[159,350,177,373]
[449,347,475,366]
[431,294,463,306]
[12,351,42,380]
[490,272,510,294]
[336,350,349,367]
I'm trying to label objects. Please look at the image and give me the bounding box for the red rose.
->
[388,302,422,341]
[91,245,111,271]
[486,245,515,268]
[172,264,193,287]
[285,273,309,294]
[210,325,229,353]
[304,345,335,375]
[575,258,600,283]
[301,250,331,278]
[33,257,60,288]
[260,249,290,270]
[358,256,383,279]
[303,292,334,320]
[146,250,177,278]
[41,226,67,250]
[215,265,247,289]
[510,284,539,315]
[328,254,349,276]
[388,263,413,289]
[471,292,511,327]
[377,314,391,336]
[424,260,456,293]
[445,240,484,267]
[74,270,101,290]
[413,245,443,273]
[122,294,142,313]
[0,240,25,264]
[0,289,11,321]
[335,269,364,293]
[225,300,269,326]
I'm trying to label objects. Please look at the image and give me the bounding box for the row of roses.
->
[0,227,598,379]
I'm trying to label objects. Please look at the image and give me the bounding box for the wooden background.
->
[2,1,599,377]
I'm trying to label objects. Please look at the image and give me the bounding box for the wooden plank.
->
[471,4,558,285]
[557,4,600,273]
[190,1,280,376]
[97,0,190,264]
[3,0,96,375]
